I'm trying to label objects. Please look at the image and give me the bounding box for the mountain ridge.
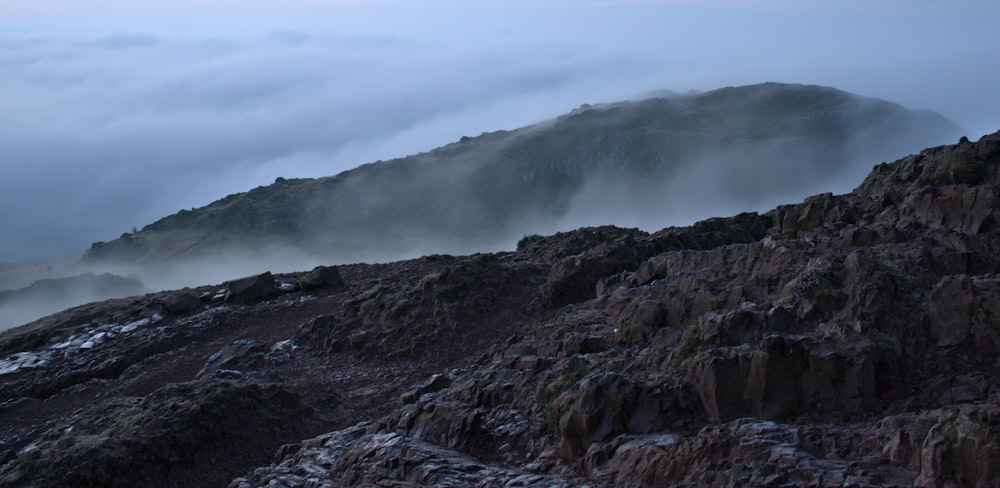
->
[83,82,961,269]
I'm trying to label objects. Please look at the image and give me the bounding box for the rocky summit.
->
[1,132,999,487]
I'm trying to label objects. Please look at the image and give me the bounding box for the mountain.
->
[0,131,997,486]
[82,83,960,269]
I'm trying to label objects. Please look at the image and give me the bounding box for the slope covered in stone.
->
[239,131,1000,487]
[0,132,996,487]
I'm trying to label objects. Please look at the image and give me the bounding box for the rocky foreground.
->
[2,132,999,487]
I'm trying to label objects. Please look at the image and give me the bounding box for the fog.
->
[0,0,998,329]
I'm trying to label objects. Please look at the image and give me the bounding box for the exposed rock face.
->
[2,132,999,487]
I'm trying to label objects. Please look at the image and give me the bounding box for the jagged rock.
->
[295,266,345,291]
[520,226,648,262]
[232,422,592,487]
[400,373,452,404]
[542,240,646,307]
[927,275,1000,354]
[198,339,269,378]
[396,400,485,451]
[552,372,638,460]
[591,419,904,487]
[771,192,861,239]
[694,335,897,423]
[225,272,279,303]
[883,402,1000,487]
[607,287,670,343]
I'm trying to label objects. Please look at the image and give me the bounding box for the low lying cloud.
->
[0,33,663,261]
[0,1,996,265]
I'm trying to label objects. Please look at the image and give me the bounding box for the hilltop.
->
[82,83,959,267]
[0,131,996,487]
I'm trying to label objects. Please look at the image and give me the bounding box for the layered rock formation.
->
[1,132,997,487]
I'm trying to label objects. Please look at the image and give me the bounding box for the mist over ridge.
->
[0,82,965,331]
[86,83,960,276]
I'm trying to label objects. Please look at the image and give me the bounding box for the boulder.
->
[197,339,269,378]
[400,373,452,404]
[224,272,279,303]
[160,289,200,314]
[396,400,485,451]
[542,244,644,307]
[552,372,638,460]
[927,275,1000,355]
[295,266,345,291]
[884,403,1000,488]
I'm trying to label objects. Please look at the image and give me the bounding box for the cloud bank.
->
[0,0,998,262]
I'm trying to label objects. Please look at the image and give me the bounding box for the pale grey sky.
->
[0,0,997,260]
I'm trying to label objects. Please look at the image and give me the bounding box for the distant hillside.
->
[0,273,145,330]
[84,83,961,266]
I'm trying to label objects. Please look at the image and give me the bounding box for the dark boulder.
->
[197,339,269,379]
[295,266,345,291]
[225,272,278,303]
[160,289,200,314]
[401,374,453,404]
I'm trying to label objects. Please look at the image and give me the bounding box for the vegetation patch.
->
[517,234,546,251]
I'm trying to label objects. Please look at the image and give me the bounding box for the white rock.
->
[130,318,151,328]
[80,341,95,350]
[120,317,150,333]
[0,362,19,375]
[278,282,296,292]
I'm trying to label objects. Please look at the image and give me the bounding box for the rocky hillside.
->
[1,131,997,487]
[83,83,959,266]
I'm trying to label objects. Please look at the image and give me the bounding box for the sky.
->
[0,0,998,262]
